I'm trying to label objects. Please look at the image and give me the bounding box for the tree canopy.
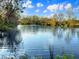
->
[0,0,23,30]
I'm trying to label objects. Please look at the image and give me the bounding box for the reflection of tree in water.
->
[51,28,58,36]
[0,31,8,49]
[56,29,64,39]
[76,29,79,40]
[20,25,52,33]
[0,29,23,58]
[70,28,75,36]
[51,28,76,43]
[48,44,54,59]
[64,28,75,44]
[20,25,39,33]
[7,30,22,53]
[20,25,77,44]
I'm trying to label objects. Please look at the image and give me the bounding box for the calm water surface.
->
[0,25,79,59]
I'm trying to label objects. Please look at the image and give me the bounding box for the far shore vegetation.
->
[18,15,79,28]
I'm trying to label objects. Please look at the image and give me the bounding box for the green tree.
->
[0,0,23,30]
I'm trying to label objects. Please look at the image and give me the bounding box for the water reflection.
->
[0,29,22,59]
[0,25,79,59]
[18,25,79,59]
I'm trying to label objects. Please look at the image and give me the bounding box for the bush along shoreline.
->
[19,15,79,28]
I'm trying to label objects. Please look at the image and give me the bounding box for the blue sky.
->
[21,0,79,17]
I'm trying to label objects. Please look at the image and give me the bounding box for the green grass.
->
[55,54,74,59]
[0,22,17,31]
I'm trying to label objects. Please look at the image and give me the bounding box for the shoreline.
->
[18,20,79,28]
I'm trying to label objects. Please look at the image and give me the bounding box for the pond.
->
[0,25,79,59]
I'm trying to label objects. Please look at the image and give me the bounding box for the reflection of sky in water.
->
[18,25,79,58]
[1,25,79,58]
[21,31,53,49]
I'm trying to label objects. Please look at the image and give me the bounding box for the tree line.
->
[19,14,79,28]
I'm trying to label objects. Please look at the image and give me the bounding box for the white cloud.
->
[36,3,44,7]
[47,4,59,12]
[43,10,47,13]
[22,0,34,8]
[27,5,34,8]
[35,9,39,13]
[47,3,72,12]
[65,3,72,10]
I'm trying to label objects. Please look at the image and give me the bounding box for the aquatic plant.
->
[55,55,61,59]
[55,54,74,59]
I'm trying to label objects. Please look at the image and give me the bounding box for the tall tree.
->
[0,0,23,26]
